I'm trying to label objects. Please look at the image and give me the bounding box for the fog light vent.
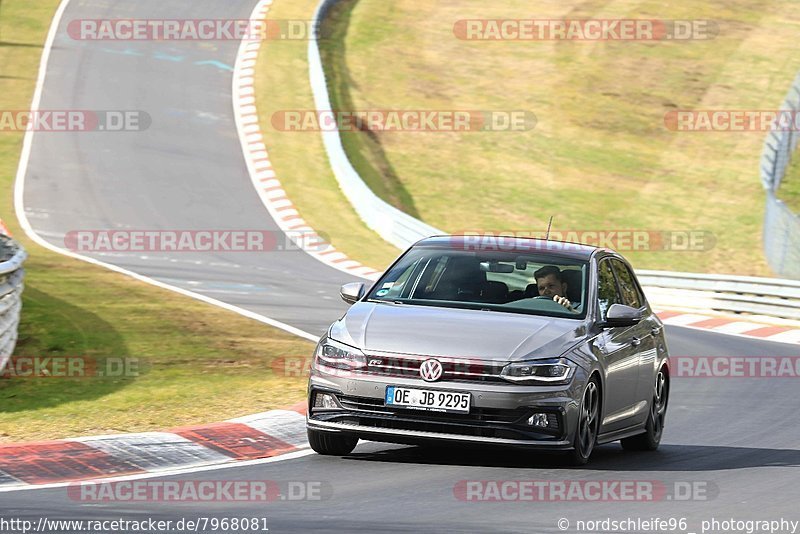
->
[314,392,339,409]
[527,413,549,427]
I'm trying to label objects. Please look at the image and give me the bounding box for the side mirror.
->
[340,282,365,305]
[602,303,643,328]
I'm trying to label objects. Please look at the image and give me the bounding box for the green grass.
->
[254,0,402,270]
[0,0,314,442]
[259,0,800,277]
[317,0,421,218]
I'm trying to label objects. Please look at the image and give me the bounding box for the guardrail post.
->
[0,234,26,374]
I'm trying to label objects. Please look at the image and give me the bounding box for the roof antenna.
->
[545,216,554,240]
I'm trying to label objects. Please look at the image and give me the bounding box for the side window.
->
[597,260,622,320]
[421,256,450,294]
[610,259,643,309]
[380,257,422,298]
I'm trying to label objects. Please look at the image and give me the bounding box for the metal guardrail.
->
[309,1,800,321]
[0,234,26,373]
[760,72,800,279]
[637,270,800,321]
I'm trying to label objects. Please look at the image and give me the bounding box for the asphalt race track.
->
[12,0,800,532]
[22,0,360,336]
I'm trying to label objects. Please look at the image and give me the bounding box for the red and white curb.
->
[232,0,381,282]
[0,404,308,489]
[655,310,800,345]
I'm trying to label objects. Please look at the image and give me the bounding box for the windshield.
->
[367,246,588,319]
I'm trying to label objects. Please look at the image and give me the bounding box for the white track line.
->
[12,0,319,343]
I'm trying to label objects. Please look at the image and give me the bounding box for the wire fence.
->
[760,73,800,279]
[0,233,26,373]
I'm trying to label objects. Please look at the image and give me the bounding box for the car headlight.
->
[314,338,367,372]
[500,357,576,384]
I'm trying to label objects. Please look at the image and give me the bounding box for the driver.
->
[533,265,578,312]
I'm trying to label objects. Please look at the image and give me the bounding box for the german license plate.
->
[385,386,470,413]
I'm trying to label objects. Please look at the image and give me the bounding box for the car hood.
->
[329,302,588,362]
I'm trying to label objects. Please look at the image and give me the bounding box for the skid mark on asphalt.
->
[55,36,235,71]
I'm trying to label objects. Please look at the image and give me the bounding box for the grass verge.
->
[254,0,401,270]
[261,0,800,276]
[0,0,314,442]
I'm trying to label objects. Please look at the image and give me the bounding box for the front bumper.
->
[307,368,584,449]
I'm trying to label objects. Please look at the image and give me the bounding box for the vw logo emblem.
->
[419,359,443,382]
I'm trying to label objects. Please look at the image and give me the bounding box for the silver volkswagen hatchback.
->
[306,236,670,465]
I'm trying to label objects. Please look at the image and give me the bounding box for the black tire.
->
[307,428,358,456]
[621,368,669,451]
[568,376,601,466]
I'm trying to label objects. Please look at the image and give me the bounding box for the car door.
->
[610,258,658,426]
[594,258,642,432]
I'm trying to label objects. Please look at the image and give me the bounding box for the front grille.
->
[337,394,530,424]
[345,416,534,440]
[363,354,505,383]
[327,414,562,441]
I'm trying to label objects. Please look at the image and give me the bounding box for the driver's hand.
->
[553,295,574,311]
